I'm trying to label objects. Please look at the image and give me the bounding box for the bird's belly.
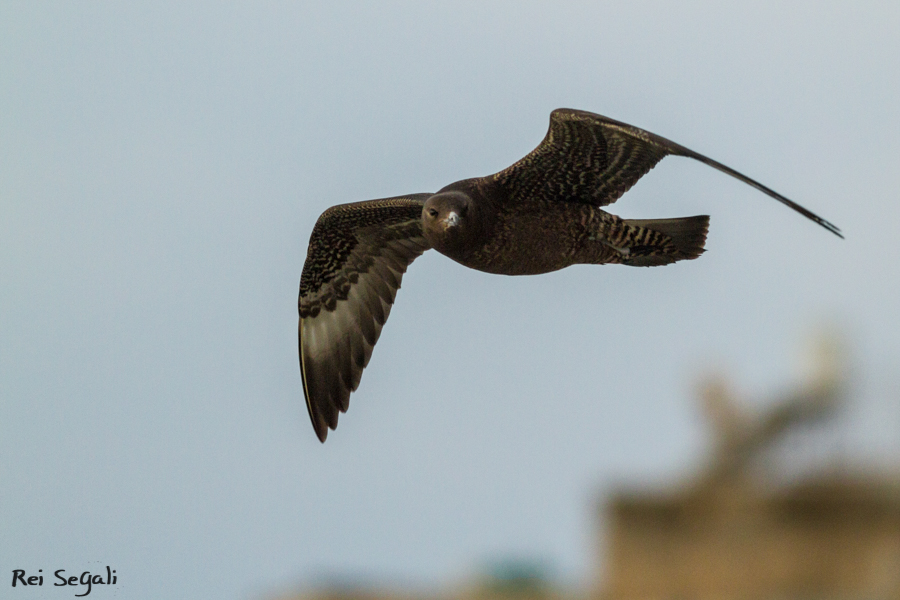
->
[461,205,590,276]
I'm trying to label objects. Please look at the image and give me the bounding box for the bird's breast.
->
[449,202,594,276]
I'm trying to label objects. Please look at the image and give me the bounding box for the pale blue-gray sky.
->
[2,2,899,599]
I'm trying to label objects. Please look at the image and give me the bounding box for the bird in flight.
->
[298,108,841,442]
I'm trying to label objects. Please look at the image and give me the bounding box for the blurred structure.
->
[600,332,900,600]
[271,586,429,600]
[272,561,576,600]
[463,561,561,600]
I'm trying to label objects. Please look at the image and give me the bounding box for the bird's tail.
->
[620,215,710,267]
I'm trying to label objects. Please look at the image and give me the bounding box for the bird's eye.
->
[428,208,439,218]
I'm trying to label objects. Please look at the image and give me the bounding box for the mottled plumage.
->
[298,108,841,442]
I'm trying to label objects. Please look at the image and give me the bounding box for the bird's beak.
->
[444,211,460,230]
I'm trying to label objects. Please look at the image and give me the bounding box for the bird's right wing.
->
[299,195,432,442]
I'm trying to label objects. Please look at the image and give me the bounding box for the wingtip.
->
[825,221,844,239]
[300,318,330,443]
[810,214,843,239]
[669,147,845,241]
[306,388,331,443]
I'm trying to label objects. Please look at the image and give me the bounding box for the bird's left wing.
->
[492,108,669,209]
[492,108,841,237]
[299,195,432,442]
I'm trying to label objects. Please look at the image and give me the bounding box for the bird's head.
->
[422,191,475,253]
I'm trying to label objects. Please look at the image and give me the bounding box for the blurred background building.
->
[601,333,900,600]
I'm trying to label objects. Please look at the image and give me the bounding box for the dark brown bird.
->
[298,108,841,442]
